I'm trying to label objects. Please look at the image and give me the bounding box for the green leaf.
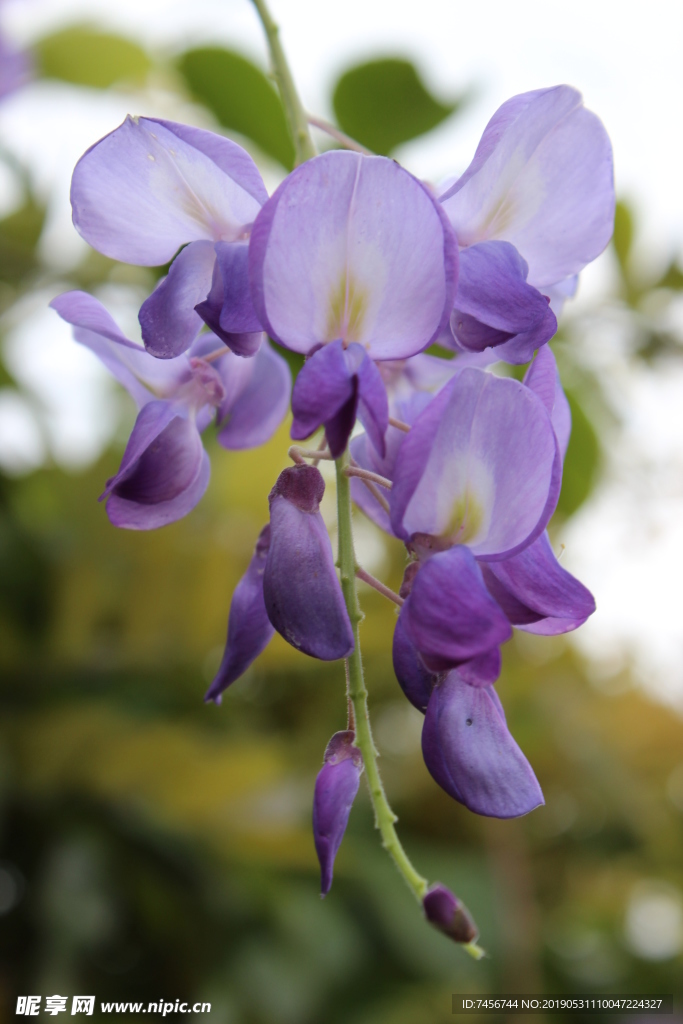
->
[0,196,46,285]
[35,26,151,88]
[555,391,600,518]
[656,261,683,291]
[612,200,633,282]
[332,58,462,155]
[177,48,294,169]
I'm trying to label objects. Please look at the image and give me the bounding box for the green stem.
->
[335,450,428,900]
[250,0,316,164]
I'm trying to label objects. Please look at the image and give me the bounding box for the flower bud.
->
[423,884,478,944]
[313,731,363,896]
[264,465,354,660]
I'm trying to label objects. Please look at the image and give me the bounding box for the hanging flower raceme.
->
[313,730,363,896]
[51,291,290,528]
[70,117,268,358]
[249,149,458,455]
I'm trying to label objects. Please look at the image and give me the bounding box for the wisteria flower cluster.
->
[52,28,614,953]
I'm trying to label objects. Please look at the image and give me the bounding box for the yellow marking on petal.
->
[326,272,367,343]
[443,488,484,546]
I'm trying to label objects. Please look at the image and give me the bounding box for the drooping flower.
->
[264,465,354,660]
[51,290,290,528]
[70,117,268,358]
[205,525,274,704]
[249,149,458,453]
[313,730,363,895]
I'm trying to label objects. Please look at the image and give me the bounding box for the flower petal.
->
[216,341,291,450]
[422,672,544,817]
[400,546,511,670]
[392,615,440,713]
[139,240,217,358]
[250,150,457,358]
[204,525,275,702]
[523,345,571,460]
[454,241,550,333]
[71,116,264,265]
[313,731,363,895]
[290,340,355,455]
[440,86,614,288]
[264,466,354,660]
[392,368,560,559]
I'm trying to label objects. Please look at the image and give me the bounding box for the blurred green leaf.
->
[333,58,461,155]
[35,26,151,88]
[177,48,294,169]
[612,200,633,277]
[555,390,600,518]
[0,196,45,284]
[656,260,683,291]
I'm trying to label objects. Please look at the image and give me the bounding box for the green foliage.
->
[612,200,634,277]
[555,390,600,518]
[34,26,151,88]
[177,48,294,169]
[0,196,45,285]
[332,58,462,155]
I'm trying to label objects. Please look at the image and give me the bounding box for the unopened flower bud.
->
[313,731,363,896]
[423,884,478,944]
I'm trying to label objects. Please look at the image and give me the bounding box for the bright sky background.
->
[2,0,683,704]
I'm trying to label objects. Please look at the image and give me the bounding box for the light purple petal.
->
[422,672,544,817]
[440,86,615,287]
[313,731,363,895]
[399,546,511,670]
[139,240,216,358]
[205,525,274,702]
[107,450,210,530]
[71,116,264,265]
[216,341,291,450]
[392,368,560,559]
[264,466,354,660]
[523,345,571,460]
[481,531,595,633]
[249,150,457,358]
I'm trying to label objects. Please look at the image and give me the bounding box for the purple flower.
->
[70,117,268,358]
[0,29,31,101]
[264,465,354,660]
[439,86,615,293]
[422,670,544,818]
[249,149,457,453]
[50,290,290,528]
[205,525,274,703]
[423,884,478,944]
[313,730,363,896]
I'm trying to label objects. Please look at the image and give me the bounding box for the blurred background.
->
[1,1,683,1021]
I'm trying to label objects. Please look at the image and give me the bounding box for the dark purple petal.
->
[423,884,478,944]
[400,546,512,670]
[422,672,544,817]
[139,240,216,358]
[249,150,457,359]
[347,345,388,458]
[104,404,209,529]
[205,525,274,703]
[264,466,354,660]
[440,86,615,288]
[455,241,550,333]
[195,253,263,357]
[291,340,355,453]
[213,241,263,334]
[481,531,595,634]
[216,342,291,450]
[313,730,363,895]
[392,615,440,713]
[487,304,557,365]
[457,647,502,686]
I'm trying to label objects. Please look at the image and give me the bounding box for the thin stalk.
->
[335,450,427,900]
[355,566,403,607]
[308,115,372,155]
[250,0,316,164]
[345,465,392,489]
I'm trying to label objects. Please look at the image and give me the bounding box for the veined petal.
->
[392,368,559,558]
[250,150,457,358]
[264,466,354,660]
[481,531,595,633]
[205,525,274,702]
[440,86,614,287]
[107,450,210,530]
[422,672,544,817]
[71,116,264,265]
[216,341,291,450]
[399,546,511,670]
[139,240,217,358]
